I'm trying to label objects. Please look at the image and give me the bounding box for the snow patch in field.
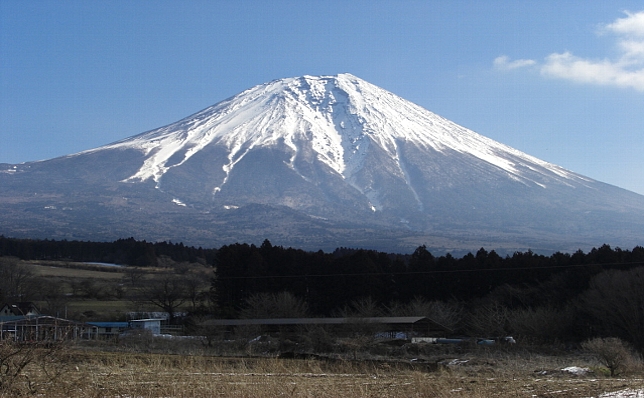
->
[561,366,590,375]
[86,262,123,267]
[595,389,644,397]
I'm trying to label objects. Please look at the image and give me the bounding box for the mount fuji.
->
[2,73,643,253]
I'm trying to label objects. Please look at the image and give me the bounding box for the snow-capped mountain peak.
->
[84,73,577,192]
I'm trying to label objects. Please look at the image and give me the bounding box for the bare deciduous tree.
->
[579,267,644,352]
[334,296,382,318]
[38,279,70,317]
[135,274,189,324]
[387,297,463,332]
[508,305,575,343]
[123,267,145,288]
[183,273,209,312]
[0,257,36,302]
[466,300,511,337]
[240,291,309,319]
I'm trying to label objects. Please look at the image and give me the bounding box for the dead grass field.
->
[21,260,209,319]
[7,261,644,396]
[4,346,644,397]
[24,261,146,279]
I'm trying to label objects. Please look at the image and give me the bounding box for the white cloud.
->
[541,52,644,90]
[497,10,644,91]
[618,39,644,63]
[604,10,644,37]
[493,55,536,70]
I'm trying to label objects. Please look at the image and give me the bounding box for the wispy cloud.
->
[493,56,536,71]
[496,11,644,91]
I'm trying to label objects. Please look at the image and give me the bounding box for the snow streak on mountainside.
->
[80,73,585,198]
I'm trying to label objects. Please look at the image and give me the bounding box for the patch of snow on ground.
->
[562,366,590,375]
[86,262,123,267]
[595,389,644,397]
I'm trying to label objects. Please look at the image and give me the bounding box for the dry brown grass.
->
[3,344,644,397]
[24,261,142,279]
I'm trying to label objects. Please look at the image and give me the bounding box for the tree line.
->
[3,236,644,350]
[0,236,213,267]
[213,241,644,315]
[212,240,644,352]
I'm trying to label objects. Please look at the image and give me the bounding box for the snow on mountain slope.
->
[80,73,584,196]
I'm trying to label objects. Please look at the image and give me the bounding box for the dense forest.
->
[213,241,642,311]
[2,236,644,350]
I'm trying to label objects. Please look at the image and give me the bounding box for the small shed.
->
[130,318,162,335]
[87,322,130,338]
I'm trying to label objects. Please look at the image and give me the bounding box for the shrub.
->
[581,337,637,376]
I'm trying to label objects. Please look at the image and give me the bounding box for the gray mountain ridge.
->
[1,73,643,254]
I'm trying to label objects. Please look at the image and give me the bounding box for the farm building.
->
[201,316,451,339]
[0,302,41,318]
[130,318,163,335]
[87,322,130,339]
[0,316,98,341]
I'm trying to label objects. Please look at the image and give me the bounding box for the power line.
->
[214,261,644,280]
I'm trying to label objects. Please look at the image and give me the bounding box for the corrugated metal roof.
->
[203,316,444,328]
[87,322,129,328]
[0,315,94,327]
[130,318,164,323]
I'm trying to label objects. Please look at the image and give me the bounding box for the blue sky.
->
[2,1,643,194]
